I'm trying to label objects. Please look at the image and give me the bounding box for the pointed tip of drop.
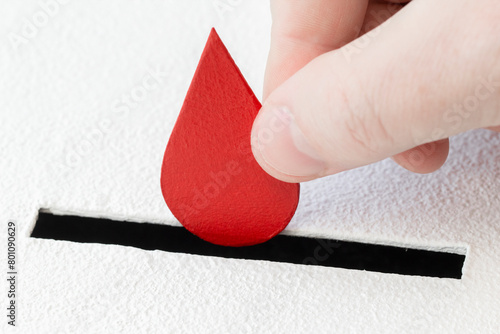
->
[193,28,231,84]
[199,27,262,114]
[208,27,221,42]
[201,27,232,73]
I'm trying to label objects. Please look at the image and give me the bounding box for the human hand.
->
[251,0,500,182]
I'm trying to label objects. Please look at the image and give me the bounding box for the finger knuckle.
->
[340,89,395,158]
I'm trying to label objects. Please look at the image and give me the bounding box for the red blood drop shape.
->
[160,28,300,247]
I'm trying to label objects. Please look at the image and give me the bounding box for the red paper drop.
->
[160,28,300,247]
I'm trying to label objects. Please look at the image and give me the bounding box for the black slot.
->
[31,211,465,279]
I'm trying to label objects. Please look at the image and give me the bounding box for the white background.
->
[1,0,499,333]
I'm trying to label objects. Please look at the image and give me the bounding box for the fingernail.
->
[252,104,326,177]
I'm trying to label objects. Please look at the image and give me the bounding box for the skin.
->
[251,0,500,183]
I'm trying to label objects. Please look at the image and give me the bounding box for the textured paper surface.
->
[0,1,499,333]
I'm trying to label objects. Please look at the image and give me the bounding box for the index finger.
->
[264,0,370,99]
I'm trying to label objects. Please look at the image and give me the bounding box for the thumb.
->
[251,0,500,182]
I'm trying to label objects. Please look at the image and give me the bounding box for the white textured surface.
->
[1,1,499,333]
